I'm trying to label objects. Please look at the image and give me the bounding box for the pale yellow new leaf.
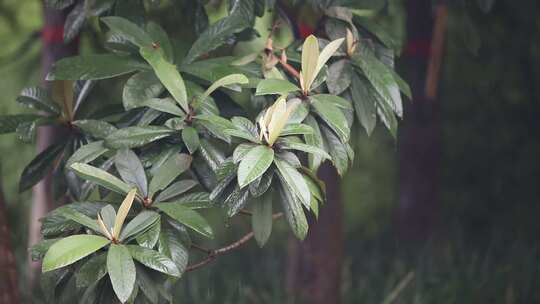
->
[300,35,319,93]
[346,28,355,55]
[315,37,345,81]
[112,188,137,240]
[267,97,299,145]
[52,80,74,120]
[258,115,267,141]
[97,214,113,240]
[267,97,287,144]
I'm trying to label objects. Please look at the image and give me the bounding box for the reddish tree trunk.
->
[27,3,77,287]
[0,180,19,304]
[397,0,442,241]
[286,163,343,304]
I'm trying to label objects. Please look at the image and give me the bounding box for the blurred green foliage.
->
[2,0,540,303]
[0,0,42,290]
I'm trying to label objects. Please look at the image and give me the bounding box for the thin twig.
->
[191,243,212,254]
[277,57,301,80]
[186,213,283,272]
[239,209,253,216]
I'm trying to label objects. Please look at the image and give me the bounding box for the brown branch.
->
[276,54,301,80]
[191,243,211,254]
[238,209,253,216]
[186,213,283,272]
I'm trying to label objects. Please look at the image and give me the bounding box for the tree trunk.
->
[286,162,343,304]
[397,0,442,241]
[0,178,19,304]
[27,3,77,288]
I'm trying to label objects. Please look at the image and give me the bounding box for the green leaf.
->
[182,127,200,154]
[107,244,136,303]
[0,114,40,134]
[231,116,258,137]
[233,143,257,163]
[304,115,325,171]
[135,264,159,304]
[237,145,274,188]
[252,190,273,247]
[70,162,132,195]
[58,208,101,232]
[249,167,273,197]
[41,202,106,237]
[198,139,226,172]
[312,93,352,109]
[194,114,235,142]
[202,74,249,99]
[278,137,331,160]
[350,74,377,136]
[352,49,403,117]
[320,124,349,176]
[19,142,64,192]
[194,114,235,130]
[140,46,189,112]
[140,98,185,116]
[149,153,192,197]
[154,180,198,203]
[105,126,175,149]
[30,238,60,261]
[99,205,116,231]
[155,203,213,238]
[183,0,255,64]
[377,89,398,138]
[119,211,160,241]
[63,1,85,43]
[114,149,148,197]
[280,123,314,136]
[354,18,400,51]
[73,120,117,139]
[146,21,174,62]
[327,59,352,95]
[127,245,180,277]
[16,121,37,143]
[391,69,412,99]
[303,173,323,217]
[310,95,350,143]
[76,253,107,288]
[177,195,212,210]
[42,235,110,272]
[17,87,61,115]
[123,71,164,110]
[255,79,300,96]
[46,54,146,80]
[101,16,153,47]
[210,161,237,201]
[224,185,250,217]
[158,226,189,274]
[274,158,311,209]
[278,183,308,240]
[225,129,260,143]
[136,217,160,249]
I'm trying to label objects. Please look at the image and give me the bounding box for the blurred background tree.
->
[1,0,540,303]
